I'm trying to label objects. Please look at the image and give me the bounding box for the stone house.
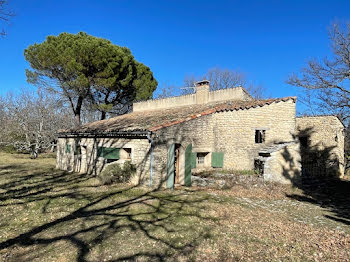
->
[57,80,345,187]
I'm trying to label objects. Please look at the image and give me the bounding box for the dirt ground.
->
[0,152,349,261]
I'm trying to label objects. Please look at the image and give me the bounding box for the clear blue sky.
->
[1,0,350,110]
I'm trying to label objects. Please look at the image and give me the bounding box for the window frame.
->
[255,129,266,144]
[197,153,206,165]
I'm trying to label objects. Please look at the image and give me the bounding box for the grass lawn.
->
[0,152,349,261]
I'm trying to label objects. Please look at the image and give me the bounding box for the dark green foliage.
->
[99,161,136,185]
[0,144,17,154]
[24,32,158,124]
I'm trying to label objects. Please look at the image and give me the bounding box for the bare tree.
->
[287,22,350,121]
[0,88,74,158]
[154,83,177,99]
[0,0,14,36]
[181,68,265,99]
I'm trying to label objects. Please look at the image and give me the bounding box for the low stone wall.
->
[262,142,301,184]
[133,87,252,112]
[133,94,196,112]
[208,87,252,103]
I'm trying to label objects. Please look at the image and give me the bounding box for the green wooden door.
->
[167,144,175,189]
[185,144,192,186]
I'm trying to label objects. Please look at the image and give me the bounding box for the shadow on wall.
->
[0,126,219,261]
[281,126,350,226]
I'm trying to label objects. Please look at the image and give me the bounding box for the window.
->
[197,153,206,165]
[255,130,266,144]
[299,136,308,148]
[65,144,71,154]
[123,148,132,159]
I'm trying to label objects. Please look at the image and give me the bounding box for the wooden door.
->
[185,144,192,186]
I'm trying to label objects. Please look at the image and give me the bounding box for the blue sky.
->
[1,0,350,111]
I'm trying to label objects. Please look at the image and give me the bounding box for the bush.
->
[0,145,18,154]
[99,161,136,185]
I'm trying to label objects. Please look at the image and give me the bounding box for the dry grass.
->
[0,152,349,261]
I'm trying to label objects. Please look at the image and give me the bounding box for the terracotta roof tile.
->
[64,96,296,134]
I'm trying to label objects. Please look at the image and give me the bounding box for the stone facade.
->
[128,98,296,186]
[296,116,345,177]
[212,99,296,170]
[57,82,345,187]
[133,84,252,112]
[57,137,151,185]
[259,142,302,184]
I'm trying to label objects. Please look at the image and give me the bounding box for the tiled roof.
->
[62,96,296,134]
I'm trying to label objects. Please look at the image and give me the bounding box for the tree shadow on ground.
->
[0,154,215,262]
[281,127,350,226]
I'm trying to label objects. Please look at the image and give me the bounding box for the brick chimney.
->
[195,80,210,104]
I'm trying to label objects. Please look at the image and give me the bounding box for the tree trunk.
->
[74,113,81,127]
[74,96,84,127]
[101,111,106,120]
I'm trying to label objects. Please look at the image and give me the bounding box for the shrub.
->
[99,161,136,185]
[0,145,18,154]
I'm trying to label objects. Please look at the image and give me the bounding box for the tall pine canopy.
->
[24,32,158,125]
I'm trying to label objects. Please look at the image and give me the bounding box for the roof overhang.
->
[57,130,150,139]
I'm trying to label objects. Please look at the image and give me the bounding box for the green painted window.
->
[211,152,224,168]
[65,144,71,154]
[191,152,197,168]
[97,147,120,160]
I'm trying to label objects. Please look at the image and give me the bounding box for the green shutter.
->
[97,147,120,160]
[167,144,175,189]
[65,144,71,154]
[191,152,197,168]
[211,152,224,168]
[185,144,192,186]
[97,147,102,157]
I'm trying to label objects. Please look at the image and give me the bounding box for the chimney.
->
[195,80,210,104]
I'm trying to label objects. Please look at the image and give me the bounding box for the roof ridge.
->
[150,96,296,131]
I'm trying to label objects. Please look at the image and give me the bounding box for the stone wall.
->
[150,99,297,186]
[133,87,252,112]
[56,137,151,184]
[133,94,196,112]
[152,111,217,186]
[262,142,301,184]
[57,99,297,187]
[296,116,345,177]
[212,99,296,170]
[208,87,252,103]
